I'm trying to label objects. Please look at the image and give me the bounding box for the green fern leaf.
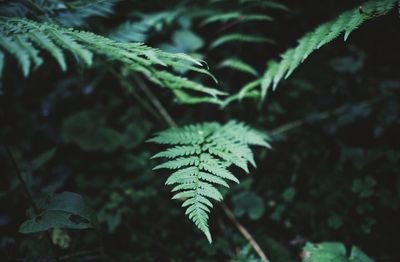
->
[152,145,201,159]
[0,35,30,76]
[150,121,270,242]
[201,12,272,26]
[259,0,397,96]
[217,58,259,76]
[29,31,67,71]
[210,33,274,49]
[0,17,223,103]
[47,29,93,66]
[14,35,43,69]
[154,156,200,170]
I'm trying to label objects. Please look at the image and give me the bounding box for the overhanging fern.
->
[223,0,399,104]
[0,17,224,104]
[149,121,270,242]
[259,0,398,98]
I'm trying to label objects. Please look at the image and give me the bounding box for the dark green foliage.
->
[232,191,265,220]
[62,111,121,152]
[1,0,399,261]
[19,192,97,233]
[0,17,223,104]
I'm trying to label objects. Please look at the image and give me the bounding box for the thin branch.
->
[221,203,269,262]
[59,248,103,261]
[25,0,46,15]
[132,73,177,128]
[110,68,163,123]
[4,145,40,213]
[216,16,247,34]
[4,144,59,260]
[268,99,379,137]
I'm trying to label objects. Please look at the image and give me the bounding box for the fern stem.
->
[221,203,269,262]
[25,0,47,15]
[109,68,163,123]
[132,72,177,128]
[4,145,40,213]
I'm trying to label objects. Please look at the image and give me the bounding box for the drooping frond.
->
[210,34,274,49]
[0,17,225,104]
[217,58,259,76]
[200,12,273,26]
[185,0,285,106]
[105,0,284,106]
[259,0,398,97]
[149,121,270,242]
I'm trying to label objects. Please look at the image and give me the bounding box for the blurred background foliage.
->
[0,0,399,261]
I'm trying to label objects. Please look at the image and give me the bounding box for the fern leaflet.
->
[210,33,274,49]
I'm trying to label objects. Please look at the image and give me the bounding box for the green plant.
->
[1,0,399,261]
[0,17,223,103]
[231,0,399,102]
[150,121,270,242]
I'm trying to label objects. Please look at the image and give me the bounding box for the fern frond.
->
[150,121,270,242]
[14,35,43,68]
[259,0,398,96]
[210,33,274,49]
[201,11,273,26]
[47,29,93,66]
[0,35,31,76]
[217,58,259,76]
[29,31,67,70]
[0,17,224,103]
